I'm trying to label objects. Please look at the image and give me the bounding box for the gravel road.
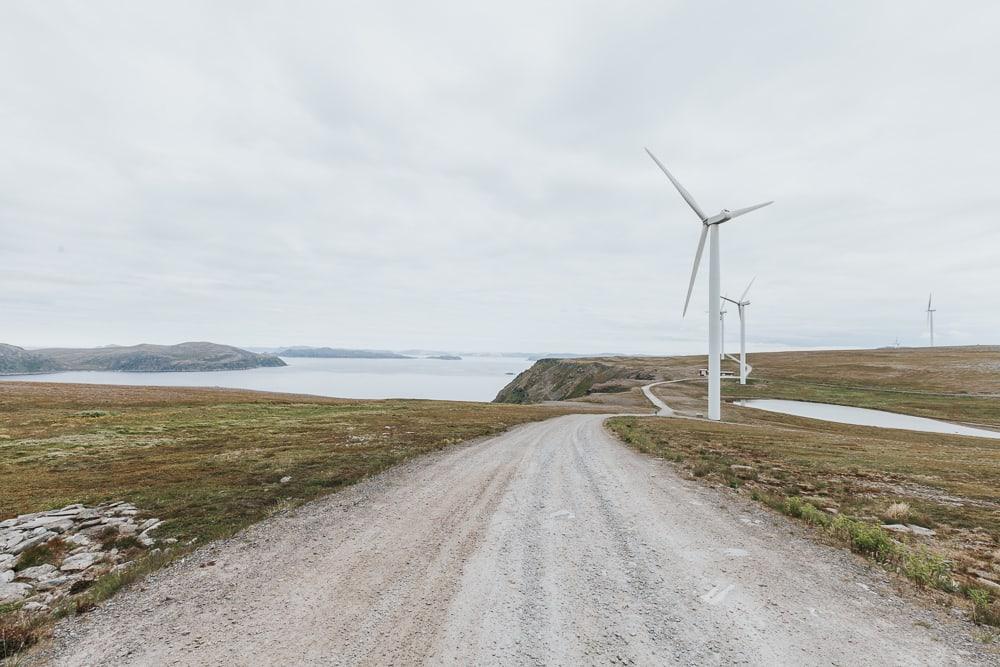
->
[35,414,990,665]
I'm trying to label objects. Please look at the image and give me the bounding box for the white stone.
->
[0,570,14,583]
[60,552,102,572]
[0,518,18,529]
[22,601,49,613]
[905,524,936,537]
[16,564,57,580]
[280,476,292,484]
[0,553,15,569]
[882,524,910,534]
[0,582,32,604]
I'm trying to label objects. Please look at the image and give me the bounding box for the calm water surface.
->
[1,356,532,402]
[737,399,1000,439]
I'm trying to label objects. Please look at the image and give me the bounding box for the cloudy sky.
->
[2,1,998,354]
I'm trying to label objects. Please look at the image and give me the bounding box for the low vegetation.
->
[608,413,1000,627]
[0,381,583,659]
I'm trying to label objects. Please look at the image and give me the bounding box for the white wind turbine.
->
[926,293,936,347]
[722,276,755,385]
[719,302,726,361]
[646,148,773,420]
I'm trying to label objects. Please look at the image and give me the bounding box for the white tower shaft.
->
[720,309,726,361]
[739,305,747,384]
[708,225,721,420]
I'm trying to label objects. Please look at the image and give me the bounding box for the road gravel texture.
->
[35,415,991,665]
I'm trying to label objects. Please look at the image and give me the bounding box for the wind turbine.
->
[926,293,936,347]
[719,300,727,362]
[646,148,773,420]
[723,276,755,385]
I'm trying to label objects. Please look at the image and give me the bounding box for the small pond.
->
[735,399,1000,440]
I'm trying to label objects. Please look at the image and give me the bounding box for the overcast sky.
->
[2,1,998,354]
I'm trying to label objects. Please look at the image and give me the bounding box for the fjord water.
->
[1,356,532,402]
[737,399,1000,439]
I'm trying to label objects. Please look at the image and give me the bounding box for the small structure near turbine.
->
[645,148,773,421]
[926,293,936,347]
[722,276,755,385]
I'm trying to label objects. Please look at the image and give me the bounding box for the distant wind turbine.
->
[723,276,755,385]
[719,300,727,362]
[926,293,936,347]
[645,148,773,420]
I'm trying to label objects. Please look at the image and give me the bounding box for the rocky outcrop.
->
[0,502,165,612]
[494,358,657,404]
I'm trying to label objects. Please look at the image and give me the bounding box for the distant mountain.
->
[0,342,286,375]
[426,354,462,361]
[279,347,412,359]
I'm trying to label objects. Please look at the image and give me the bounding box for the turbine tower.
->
[646,148,772,420]
[926,293,936,347]
[719,300,727,361]
[722,276,755,385]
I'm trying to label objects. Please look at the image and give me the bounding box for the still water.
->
[1,356,532,402]
[736,399,1000,440]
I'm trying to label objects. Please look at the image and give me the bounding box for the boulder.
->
[16,563,57,580]
[0,582,32,604]
[11,531,56,554]
[882,524,910,534]
[0,570,13,583]
[0,553,15,570]
[34,575,72,591]
[905,524,936,537]
[65,533,93,547]
[60,552,102,572]
[975,576,1000,592]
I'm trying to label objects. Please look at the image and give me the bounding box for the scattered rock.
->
[280,476,292,484]
[22,600,49,613]
[0,501,164,610]
[905,524,936,537]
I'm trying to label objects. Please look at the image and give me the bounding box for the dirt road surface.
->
[35,415,989,665]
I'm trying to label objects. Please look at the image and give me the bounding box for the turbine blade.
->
[740,275,756,302]
[683,225,709,317]
[928,293,932,311]
[644,148,707,221]
[728,201,774,219]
